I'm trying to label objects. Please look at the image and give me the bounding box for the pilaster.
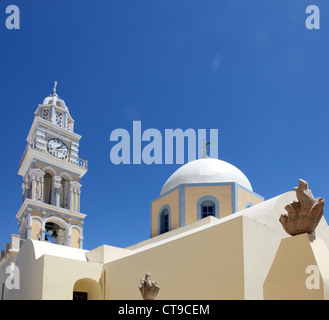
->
[52,175,62,207]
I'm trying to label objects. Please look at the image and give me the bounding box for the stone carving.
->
[279,179,324,236]
[139,273,159,300]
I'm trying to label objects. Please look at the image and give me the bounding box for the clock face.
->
[47,138,68,159]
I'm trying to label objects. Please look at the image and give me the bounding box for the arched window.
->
[245,202,254,209]
[201,201,215,218]
[159,207,170,234]
[197,196,220,220]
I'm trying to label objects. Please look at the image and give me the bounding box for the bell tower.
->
[16,82,88,248]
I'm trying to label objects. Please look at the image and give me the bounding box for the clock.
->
[47,138,68,159]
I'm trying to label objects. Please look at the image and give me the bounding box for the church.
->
[1,84,329,300]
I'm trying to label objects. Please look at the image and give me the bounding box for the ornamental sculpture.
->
[139,273,160,300]
[279,179,325,236]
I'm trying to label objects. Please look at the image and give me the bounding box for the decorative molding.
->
[16,198,87,221]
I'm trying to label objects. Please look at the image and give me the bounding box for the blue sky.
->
[0,0,328,250]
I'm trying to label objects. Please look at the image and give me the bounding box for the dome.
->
[42,81,68,110]
[35,82,74,132]
[160,157,253,195]
[43,95,68,110]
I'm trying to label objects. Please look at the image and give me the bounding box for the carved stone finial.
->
[200,140,210,158]
[53,81,58,97]
[139,273,159,300]
[279,179,324,236]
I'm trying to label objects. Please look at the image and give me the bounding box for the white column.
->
[52,176,62,207]
[29,168,45,202]
[41,211,46,241]
[77,189,81,212]
[40,176,44,202]
[67,218,72,246]
[73,188,77,212]
[50,105,55,124]
[69,181,82,212]
[69,186,73,210]
[31,175,36,201]
[26,208,32,240]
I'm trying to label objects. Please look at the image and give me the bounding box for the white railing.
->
[19,141,88,170]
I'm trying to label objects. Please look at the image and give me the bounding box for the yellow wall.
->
[31,218,42,240]
[237,187,263,211]
[104,217,244,300]
[71,228,80,248]
[41,255,103,300]
[263,233,329,300]
[185,185,232,224]
[151,189,179,237]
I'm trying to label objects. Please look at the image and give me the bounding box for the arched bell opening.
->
[44,217,69,245]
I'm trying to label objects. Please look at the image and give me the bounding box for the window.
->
[160,208,169,234]
[197,196,219,220]
[55,111,63,127]
[201,201,215,218]
[245,202,254,209]
[41,108,50,121]
[67,118,72,131]
[73,291,88,300]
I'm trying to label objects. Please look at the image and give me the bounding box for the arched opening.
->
[245,202,254,209]
[43,173,53,205]
[44,217,68,245]
[60,176,70,209]
[73,278,102,300]
[159,207,170,234]
[197,196,220,220]
[201,200,215,218]
[59,172,72,210]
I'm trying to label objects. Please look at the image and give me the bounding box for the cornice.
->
[16,198,87,221]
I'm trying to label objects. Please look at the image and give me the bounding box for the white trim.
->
[16,198,87,221]
[42,166,56,176]
[59,171,73,181]
[18,147,87,178]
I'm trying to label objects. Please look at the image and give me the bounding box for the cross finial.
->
[200,140,210,158]
[53,81,58,96]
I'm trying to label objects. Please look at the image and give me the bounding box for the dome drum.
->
[151,158,264,238]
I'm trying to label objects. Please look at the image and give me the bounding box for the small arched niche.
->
[73,278,102,300]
